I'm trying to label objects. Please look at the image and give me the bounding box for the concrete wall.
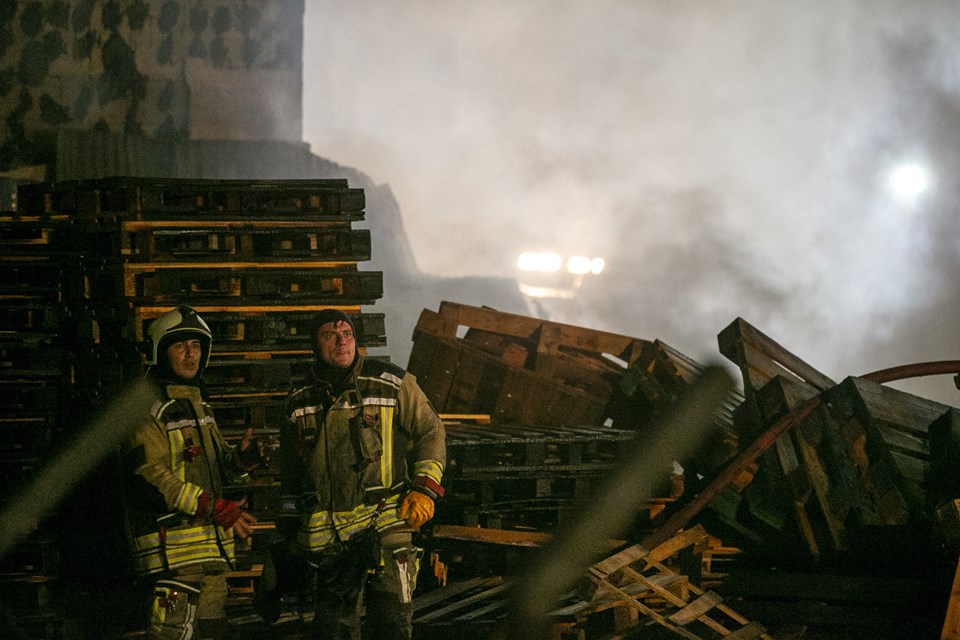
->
[0,0,304,172]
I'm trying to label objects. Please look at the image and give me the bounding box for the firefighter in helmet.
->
[122,306,265,640]
[281,309,446,639]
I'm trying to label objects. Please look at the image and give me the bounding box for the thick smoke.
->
[303,0,960,405]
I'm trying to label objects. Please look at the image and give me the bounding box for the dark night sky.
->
[302,1,960,406]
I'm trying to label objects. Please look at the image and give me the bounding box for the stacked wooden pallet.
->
[408,301,651,428]
[413,313,960,639]
[413,525,764,640]
[439,416,640,532]
[715,317,953,558]
[6,176,384,627]
[17,175,384,459]
[410,303,748,539]
[0,205,76,637]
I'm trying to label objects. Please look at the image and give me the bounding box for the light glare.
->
[517,251,562,272]
[567,256,592,274]
[887,163,930,200]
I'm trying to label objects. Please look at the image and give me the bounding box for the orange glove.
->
[398,491,434,528]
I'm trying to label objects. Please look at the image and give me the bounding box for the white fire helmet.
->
[146,306,213,374]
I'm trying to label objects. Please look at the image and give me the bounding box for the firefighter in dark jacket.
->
[123,306,264,640]
[282,309,446,640]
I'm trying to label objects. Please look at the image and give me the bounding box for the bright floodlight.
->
[567,256,606,275]
[888,162,930,200]
[567,256,592,275]
[517,251,562,272]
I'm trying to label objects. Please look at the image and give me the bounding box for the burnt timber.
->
[406,303,960,640]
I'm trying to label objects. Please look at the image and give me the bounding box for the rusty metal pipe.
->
[858,360,960,385]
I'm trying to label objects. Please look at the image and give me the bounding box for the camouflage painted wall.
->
[0,0,304,171]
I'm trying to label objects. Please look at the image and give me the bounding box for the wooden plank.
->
[830,377,942,519]
[645,525,710,564]
[446,345,507,414]
[586,571,702,640]
[440,414,492,425]
[414,580,512,623]
[435,301,649,365]
[667,591,724,626]
[725,621,767,640]
[433,524,555,548]
[407,332,462,410]
[793,421,847,550]
[718,317,835,394]
[462,328,529,369]
[592,545,650,580]
[847,376,948,432]
[549,574,685,618]
[755,375,818,424]
[413,576,504,612]
[613,565,731,637]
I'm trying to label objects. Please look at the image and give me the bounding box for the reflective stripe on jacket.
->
[284,356,445,553]
[125,383,242,575]
[131,523,235,575]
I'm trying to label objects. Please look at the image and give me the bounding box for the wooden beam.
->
[434,301,649,364]
[718,318,835,393]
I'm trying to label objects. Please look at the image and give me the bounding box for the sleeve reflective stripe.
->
[175,482,204,514]
[413,460,444,485]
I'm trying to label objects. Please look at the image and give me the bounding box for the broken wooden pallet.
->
[408,301,651,428]
[583,526,770,640]
[416,524,758,640]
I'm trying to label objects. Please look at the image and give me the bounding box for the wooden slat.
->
[414,580,512,624]
[433,301,649,365]
[591,545,650,580]
[725,621,767,640]
[413,576,504,611]
[718,317,835,393]
[667,591,724,627]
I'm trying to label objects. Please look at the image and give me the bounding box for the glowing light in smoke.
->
[887,162,930,201]
[517,251,607,302]
[518,251,562,272]
[566,256,606,275]
[567,256,592,275]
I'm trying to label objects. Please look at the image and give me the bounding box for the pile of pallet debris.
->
[5,174,960,640]
[406,301,960,640]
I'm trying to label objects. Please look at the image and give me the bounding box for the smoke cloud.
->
[303,0,960,405]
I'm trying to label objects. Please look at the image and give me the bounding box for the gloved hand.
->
[398,491,434,528]
[217,498,258,539]
[197,493,258,539]
[236,427,271,471]
[212,498,246,528]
